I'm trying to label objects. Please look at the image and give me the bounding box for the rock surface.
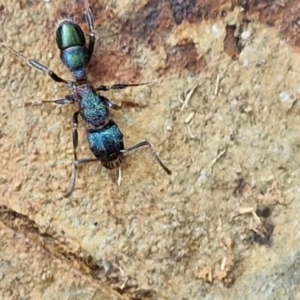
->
[1,0,300,299]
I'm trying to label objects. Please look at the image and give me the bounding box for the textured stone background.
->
[1,0,300,299]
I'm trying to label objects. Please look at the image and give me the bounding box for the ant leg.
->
[100,95,121,110]
[84,0,95,62]
[65,111,80,197]
[72,111,80,162]
[120,140,172,175]
[25,96,74,106]
[64,111,99,197]
[95,82,149,92]
[64,158,99,197]
[0,39,69,84]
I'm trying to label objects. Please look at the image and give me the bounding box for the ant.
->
[1,0,171,197]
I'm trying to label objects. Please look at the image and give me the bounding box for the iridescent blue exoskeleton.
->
[1,0,171,197]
